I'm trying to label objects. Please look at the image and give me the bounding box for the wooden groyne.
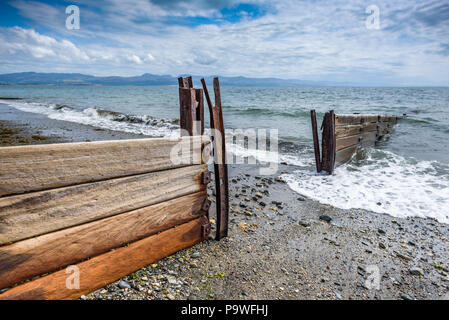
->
[0,77,229,300]
[311,110,398,174]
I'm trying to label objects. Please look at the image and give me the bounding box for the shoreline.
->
[1,103,448,300]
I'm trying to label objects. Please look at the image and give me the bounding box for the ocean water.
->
[1,85,448,223]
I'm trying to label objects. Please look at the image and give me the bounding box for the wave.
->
[1,99,180,138]
[223,105,311,118]
[281,148,449,224]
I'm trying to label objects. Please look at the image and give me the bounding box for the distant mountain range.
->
[0,72,343,86]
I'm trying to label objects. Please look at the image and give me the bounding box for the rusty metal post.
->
[201,77,229,240]
[310,109,321,172]
[321,110,336,174]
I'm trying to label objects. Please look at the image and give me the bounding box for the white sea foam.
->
[2,99,179,138]
[282,148,449,224]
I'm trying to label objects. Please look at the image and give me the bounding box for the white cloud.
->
[1,0,448,85]
[146,53,155,62]
[0,27,90,62]
[128,54,143,64]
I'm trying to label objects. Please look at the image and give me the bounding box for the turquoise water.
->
[1,85,448,222]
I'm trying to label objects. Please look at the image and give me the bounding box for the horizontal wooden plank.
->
[0,218,204,300]
[0,135,210,197]
[379,115,397,123]
[335,123,377,138]
[0,191,206,290]
[335,114,378,126]
[336,131,377,151]
[0,164,207,245]
[336,134,361,151]
[335,145,358,166]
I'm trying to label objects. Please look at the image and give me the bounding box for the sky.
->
[0,0,448,86]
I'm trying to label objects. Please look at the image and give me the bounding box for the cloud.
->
[128,54,143,64]
[0,0,448,85]
[146,53,155,62]
[0,26,89,62]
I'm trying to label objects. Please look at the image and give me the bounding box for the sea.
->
[1,85,448,223]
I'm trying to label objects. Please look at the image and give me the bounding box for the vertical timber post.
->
[310,110,321,172]
[178,76,210,240]
[201,77,229,240]
[178,77,193,136]
[328,110,336,173]
[178,76,204,136]
[321,110,336,174]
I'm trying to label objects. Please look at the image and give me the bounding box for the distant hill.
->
[0,72,342,86]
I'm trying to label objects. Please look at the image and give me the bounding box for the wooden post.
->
[329,110,336,173]
[201,77,229,240]
[321,110,336,174]
[310,110,321,172]
[178,77,204,136]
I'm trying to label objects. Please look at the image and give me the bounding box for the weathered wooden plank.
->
[195,88,205,135]
[0,192,207,290]
[336,131,377,151]
[179,87,197,136]
[0,218,204,300]
[0,164,207,245]
[336,134,361,151]
[335,145,358,166]
[0,136,209,197]
[335,114,378,126]
[379,115,397,123]
[335,123,377,138]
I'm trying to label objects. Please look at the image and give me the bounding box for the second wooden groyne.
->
[311,110,398,174]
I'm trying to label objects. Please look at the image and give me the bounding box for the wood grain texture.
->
[0,192,206,290]
[336,131,377,151]
[379,115,397,123]
[179,87,196,136]
[0,136,209,197]
[0,164,207,245]
[0,218,204,300]
[335,114,378,126]
[335,123,377,138]
[335,145,358,166]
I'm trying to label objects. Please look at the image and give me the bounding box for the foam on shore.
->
[282,148,449,224]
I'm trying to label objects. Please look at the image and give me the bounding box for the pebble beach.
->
[1,102,448,300]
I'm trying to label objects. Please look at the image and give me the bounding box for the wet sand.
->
[1,103,448,300]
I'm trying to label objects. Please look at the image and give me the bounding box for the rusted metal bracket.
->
[201,171,211,185]
[201,198,211,212]
[201,77,229,241]
[200,215,211,240]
